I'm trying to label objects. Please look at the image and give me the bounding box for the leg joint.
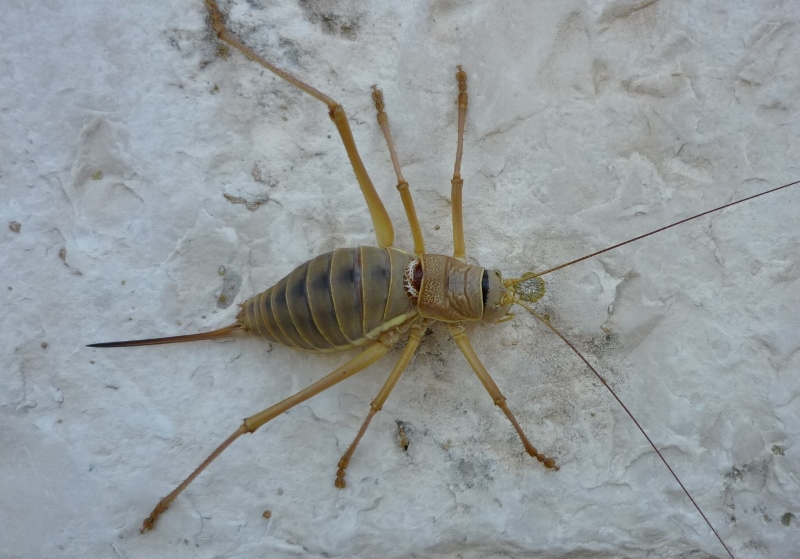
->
[242,418,257,433]
[328,104,345,121]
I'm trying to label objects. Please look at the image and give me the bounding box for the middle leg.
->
[335,320,427,487]
[451,66,468,261]
[371,85,426,255]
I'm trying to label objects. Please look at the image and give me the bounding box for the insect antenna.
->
[514,298,736,559]
[503,179,800,559]
[505,178,800,285]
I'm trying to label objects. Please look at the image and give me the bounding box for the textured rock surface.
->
[3,1,799,558]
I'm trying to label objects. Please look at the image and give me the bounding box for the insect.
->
[84,1,796,559]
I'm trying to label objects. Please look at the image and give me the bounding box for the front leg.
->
[449,323,559,470]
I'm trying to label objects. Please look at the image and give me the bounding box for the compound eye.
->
[492,304,500,312]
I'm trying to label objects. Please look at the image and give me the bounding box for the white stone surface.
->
[2,1,799,558]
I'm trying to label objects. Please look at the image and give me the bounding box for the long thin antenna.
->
[515,298,735,559]
[530,179,800,279]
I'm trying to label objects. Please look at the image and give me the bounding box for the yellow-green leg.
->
[335,320,427,487]
[371,85,426,255]
[451,66,468,261]
[204,0,394,248]
[449,324,558,470]
[140,338,391,532]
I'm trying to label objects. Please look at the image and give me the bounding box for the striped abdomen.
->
[237,247,417,352]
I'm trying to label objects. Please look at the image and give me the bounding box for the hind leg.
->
[204,0,395,248]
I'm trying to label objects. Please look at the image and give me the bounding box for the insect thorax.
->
[414,254,485,322]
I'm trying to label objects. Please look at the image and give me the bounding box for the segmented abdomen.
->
[237,247,417,352]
